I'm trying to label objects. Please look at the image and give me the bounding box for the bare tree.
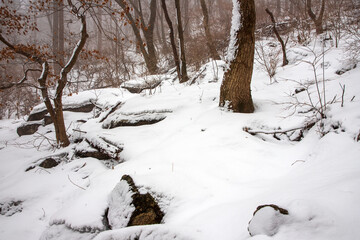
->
[113,0,158,74]
[200,0,221,60]
[219,0,256,113]
[307,0,326,34]
[175,0,189,83]
[161,0,181,80]
[0,0,92,147]
[265,8,289,66]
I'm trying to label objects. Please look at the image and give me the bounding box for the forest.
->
[0,0,360,240]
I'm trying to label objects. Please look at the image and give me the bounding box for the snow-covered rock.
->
[248,204,289,236]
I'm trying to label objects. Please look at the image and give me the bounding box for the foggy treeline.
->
[0,0,359,119]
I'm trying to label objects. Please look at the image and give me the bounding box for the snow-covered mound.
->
[0,37,360,240]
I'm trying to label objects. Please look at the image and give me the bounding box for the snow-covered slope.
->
[0,39,359,240]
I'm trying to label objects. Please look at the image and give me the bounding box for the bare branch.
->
[0,69,41,90]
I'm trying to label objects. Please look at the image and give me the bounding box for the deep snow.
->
[0,37,360,240]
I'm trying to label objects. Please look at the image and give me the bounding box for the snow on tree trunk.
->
[219,0,256,113]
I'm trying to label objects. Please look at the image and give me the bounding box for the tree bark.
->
[175,0,189,83]
[59,1,64,67]
[97,7,103,53]
[200,0,221,60]
[52,1,60,74]
[265,8,288,66]
[219,0,256,113]
[161,0,181,80]
[306,0,326,34]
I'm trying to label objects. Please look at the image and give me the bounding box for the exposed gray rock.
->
[27,102,95,122]
[102,110,169,129]
[25,152,68,172]
[336,63,357,75]
[39,158,59,169]
[0,200,23,217]
[74,136,123,161]
[17,121,42,136]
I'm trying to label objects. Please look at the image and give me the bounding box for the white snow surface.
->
[1,37,360,240]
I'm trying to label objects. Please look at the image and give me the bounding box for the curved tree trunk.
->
[219,0,256,113]
[200,0,221,60]
[265,8,288,66]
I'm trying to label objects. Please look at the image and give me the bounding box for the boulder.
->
[107,175,164,229]
[102,111,169,129]
[74,137,123,161]
[248,204,289,237]
[27,109,48,121]
[43,115,53,125]
[17,121,42,136]
[25,152,68,172]
[39,158,59,169]
[0,200,23,217]
[27,102,95,122]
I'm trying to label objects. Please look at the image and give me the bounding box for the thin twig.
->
[67,174,86,190]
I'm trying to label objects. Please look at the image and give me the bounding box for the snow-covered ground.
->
[0,37,360,240]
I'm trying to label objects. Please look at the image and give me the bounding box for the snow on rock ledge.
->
[102,110,170,129]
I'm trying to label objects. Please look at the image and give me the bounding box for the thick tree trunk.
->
[175,0,189,83]
[219,0,256,113]
[161,0,181,80]
[265,8,288,66]
[307,0,326,34]
[143,0,158,73]
[200,0,221,60]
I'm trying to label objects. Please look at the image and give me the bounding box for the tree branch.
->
[0,69,41,90]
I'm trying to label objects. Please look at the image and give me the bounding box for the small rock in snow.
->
[248,204,289,236]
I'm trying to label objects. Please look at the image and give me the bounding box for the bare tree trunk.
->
[161,0,181,80]
[175,0,189,83]
[284,0,289,13]
[158,2,170,55]
[265,8,289,66]
[182,0,190,38]
[97,7,102,53]
[200,0,221,60]
[276,0,282,15]
[52,1,60,74]
[219,0,256,113]
[307,0,326,34]
[0,0,89,147]
[59,1,64,67]
[114,0,158,74]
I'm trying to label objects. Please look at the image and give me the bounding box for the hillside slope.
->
[0,38,360,240]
